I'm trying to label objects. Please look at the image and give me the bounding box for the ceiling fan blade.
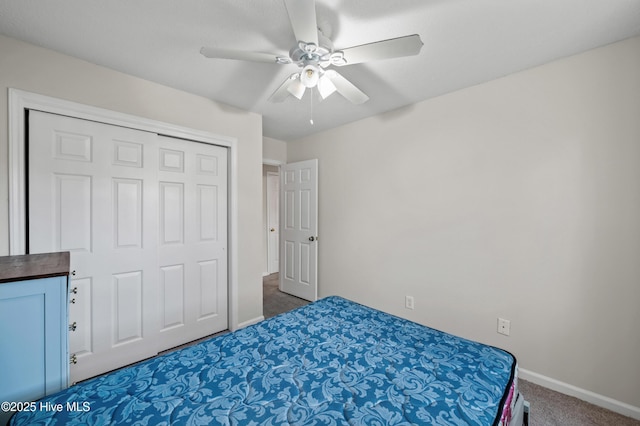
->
[287,79,306,100]
[337,34,423,66]
[324,71,369,104]
[317,74,337,99]
[200,47,289,64]
[268,74,300,102]
[283,0,319,45]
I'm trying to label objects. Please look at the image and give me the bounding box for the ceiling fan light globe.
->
[301,65,320,88]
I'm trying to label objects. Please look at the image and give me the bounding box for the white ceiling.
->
[1,0,640,141]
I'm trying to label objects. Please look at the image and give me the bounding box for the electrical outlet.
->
[405,296,415,310]
[497,318,511,336]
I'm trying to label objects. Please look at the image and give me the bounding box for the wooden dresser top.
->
[0,252,70,284]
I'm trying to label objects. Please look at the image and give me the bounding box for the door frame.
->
[7,88,241,330]
[262,159,283,278]
[266,170,280,275]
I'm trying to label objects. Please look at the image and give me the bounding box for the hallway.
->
[263,273,309,318]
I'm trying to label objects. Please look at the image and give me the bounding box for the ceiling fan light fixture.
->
[201,0,423,106]
[300,64,320,88]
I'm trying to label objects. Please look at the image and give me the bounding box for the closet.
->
[27,110,228,382]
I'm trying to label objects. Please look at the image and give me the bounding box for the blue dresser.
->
[0,252,70,426]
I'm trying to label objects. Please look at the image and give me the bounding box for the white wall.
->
[0,35,264,326]
[288,36,640,411]
[263,136,287,164]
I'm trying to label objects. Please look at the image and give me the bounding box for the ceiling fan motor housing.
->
[290,42,331,66]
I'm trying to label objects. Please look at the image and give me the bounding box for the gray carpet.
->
[519,379,639,426]
[262,272,309,319]
[263,273,640,426]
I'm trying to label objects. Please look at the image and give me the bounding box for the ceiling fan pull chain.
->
[309,88,314,125]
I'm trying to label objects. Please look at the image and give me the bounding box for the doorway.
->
[264,164,280,276]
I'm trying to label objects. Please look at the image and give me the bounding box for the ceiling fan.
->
[200,0,423,104]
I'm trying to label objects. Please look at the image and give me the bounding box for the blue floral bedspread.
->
[10,296,515,425]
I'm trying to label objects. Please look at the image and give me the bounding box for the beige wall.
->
[0,35,264,325]
[288,36,640,409]
[263,136,287,164]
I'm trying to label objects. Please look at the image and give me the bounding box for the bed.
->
[10,296,526,425]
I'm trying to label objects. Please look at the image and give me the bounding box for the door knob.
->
[308,236,318,242]
[270,228,275,232]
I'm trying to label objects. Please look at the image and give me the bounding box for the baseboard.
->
[519,368,640,420]
[237,315,264,329]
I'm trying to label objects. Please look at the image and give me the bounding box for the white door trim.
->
[262,159,283,167]
[8,88,240,331]
[266,171,280,274]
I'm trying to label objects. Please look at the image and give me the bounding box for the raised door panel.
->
[160,264,185,331]
[112,271,143,345]
[197,184,218,241]
[160,182,185,245]
[113,179,143,249]
[54,174,92,253]
[198,259,219,319]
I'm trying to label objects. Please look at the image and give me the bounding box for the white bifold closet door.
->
[28,111,228,383]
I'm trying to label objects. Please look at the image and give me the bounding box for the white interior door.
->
[280,159,318,301]
[29,111,159,382]
[267,171,279,274]
[28,111,228,382]
[156,136,228,349]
